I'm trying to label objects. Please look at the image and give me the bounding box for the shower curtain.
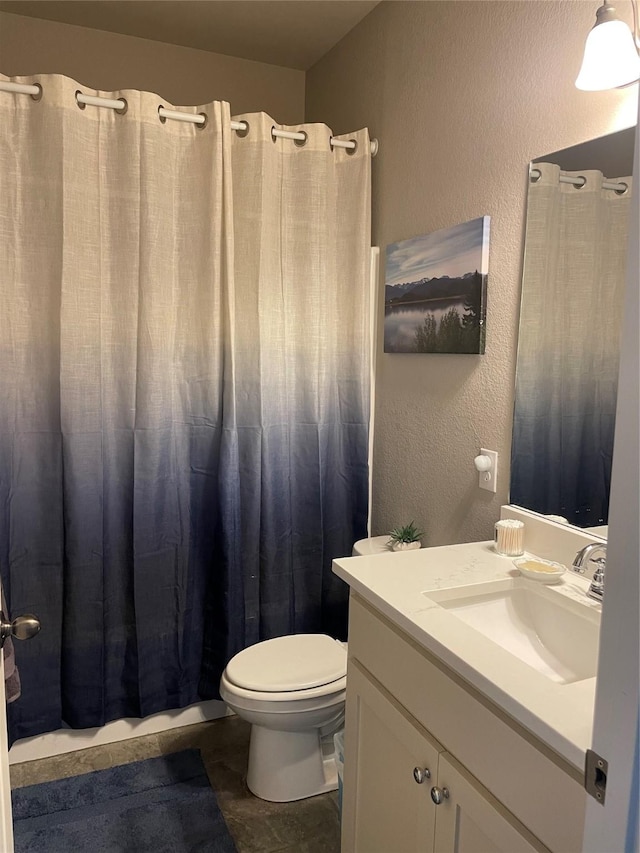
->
[511,162,631,527]
[0,73,371,741]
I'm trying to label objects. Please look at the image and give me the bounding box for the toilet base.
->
[246,725,338,802]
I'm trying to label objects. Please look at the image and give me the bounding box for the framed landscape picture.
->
[384,216,490,354]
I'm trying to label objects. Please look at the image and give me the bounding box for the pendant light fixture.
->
[576,1,640,91]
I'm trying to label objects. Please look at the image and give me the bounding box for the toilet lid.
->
[226,634,347,692]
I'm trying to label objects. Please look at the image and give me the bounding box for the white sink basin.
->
[426,579,600,685]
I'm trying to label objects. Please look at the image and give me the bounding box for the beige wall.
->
[0,11,305,122]
[306,1,638,546]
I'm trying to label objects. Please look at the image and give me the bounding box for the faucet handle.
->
[588,566,605,601]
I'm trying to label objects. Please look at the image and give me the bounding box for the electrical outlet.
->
[479,448,498,493]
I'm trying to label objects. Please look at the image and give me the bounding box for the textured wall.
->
[306,1,638,546]
[0,11,305,122]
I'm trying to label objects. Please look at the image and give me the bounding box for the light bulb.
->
[576,8,640,91]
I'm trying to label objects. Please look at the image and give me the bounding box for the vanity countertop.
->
[333,541,600,772]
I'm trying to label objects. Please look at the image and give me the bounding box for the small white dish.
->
[513,557,566,584]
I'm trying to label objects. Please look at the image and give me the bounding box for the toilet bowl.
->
[220,634,347,802]
[220,535,390,802]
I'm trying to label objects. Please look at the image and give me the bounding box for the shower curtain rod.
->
[0,80,379,156]
[530,167,628,194]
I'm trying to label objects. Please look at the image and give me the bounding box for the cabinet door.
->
[433,754,549,853]
[342,660,440,853]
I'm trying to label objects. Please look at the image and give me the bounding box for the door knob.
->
[413,766,431,784]
[0,612,40,647]
[430,785,450,804]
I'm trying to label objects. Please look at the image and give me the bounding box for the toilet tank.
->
[352,536,391,557]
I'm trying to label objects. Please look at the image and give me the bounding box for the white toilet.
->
[219,535,390,802]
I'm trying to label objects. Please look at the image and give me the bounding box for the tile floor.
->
[10,716,341,853]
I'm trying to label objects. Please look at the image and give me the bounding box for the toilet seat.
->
[220,669,346,707]
[225,634,347,693]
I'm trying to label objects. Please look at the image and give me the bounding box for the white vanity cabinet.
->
[345,661,440,852]
[433,754,544,853]
[341,595,587,853]
[345,661,545,853]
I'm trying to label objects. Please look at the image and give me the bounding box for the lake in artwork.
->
[384,217,490,354]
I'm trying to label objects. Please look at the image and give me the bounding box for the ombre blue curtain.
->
[0,74,371,741]
[511,163,630,527]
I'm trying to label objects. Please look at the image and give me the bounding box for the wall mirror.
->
[510,126,636,533]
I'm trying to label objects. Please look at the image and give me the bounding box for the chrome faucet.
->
[572,543,607,602]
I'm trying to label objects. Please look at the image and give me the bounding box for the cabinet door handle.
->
[430,786,450,804]
[413,766,431,784]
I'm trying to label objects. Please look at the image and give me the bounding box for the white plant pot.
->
[391,541,421,552]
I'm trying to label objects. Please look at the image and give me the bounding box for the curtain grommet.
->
[196,112,208,129]
[614,181,629,196]
[30,83,43,102]
[574,176,587,189]
[235,120,250,138]
[294,130,308,148]
[158,105,167,124]
[115,98,128,116]
[346,138,358,155]
[75,90,86,110]
[271,125,278,143]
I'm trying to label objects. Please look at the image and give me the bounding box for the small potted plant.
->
[387,521,424,552]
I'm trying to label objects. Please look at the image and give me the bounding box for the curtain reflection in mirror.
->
[511,163,631,527]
